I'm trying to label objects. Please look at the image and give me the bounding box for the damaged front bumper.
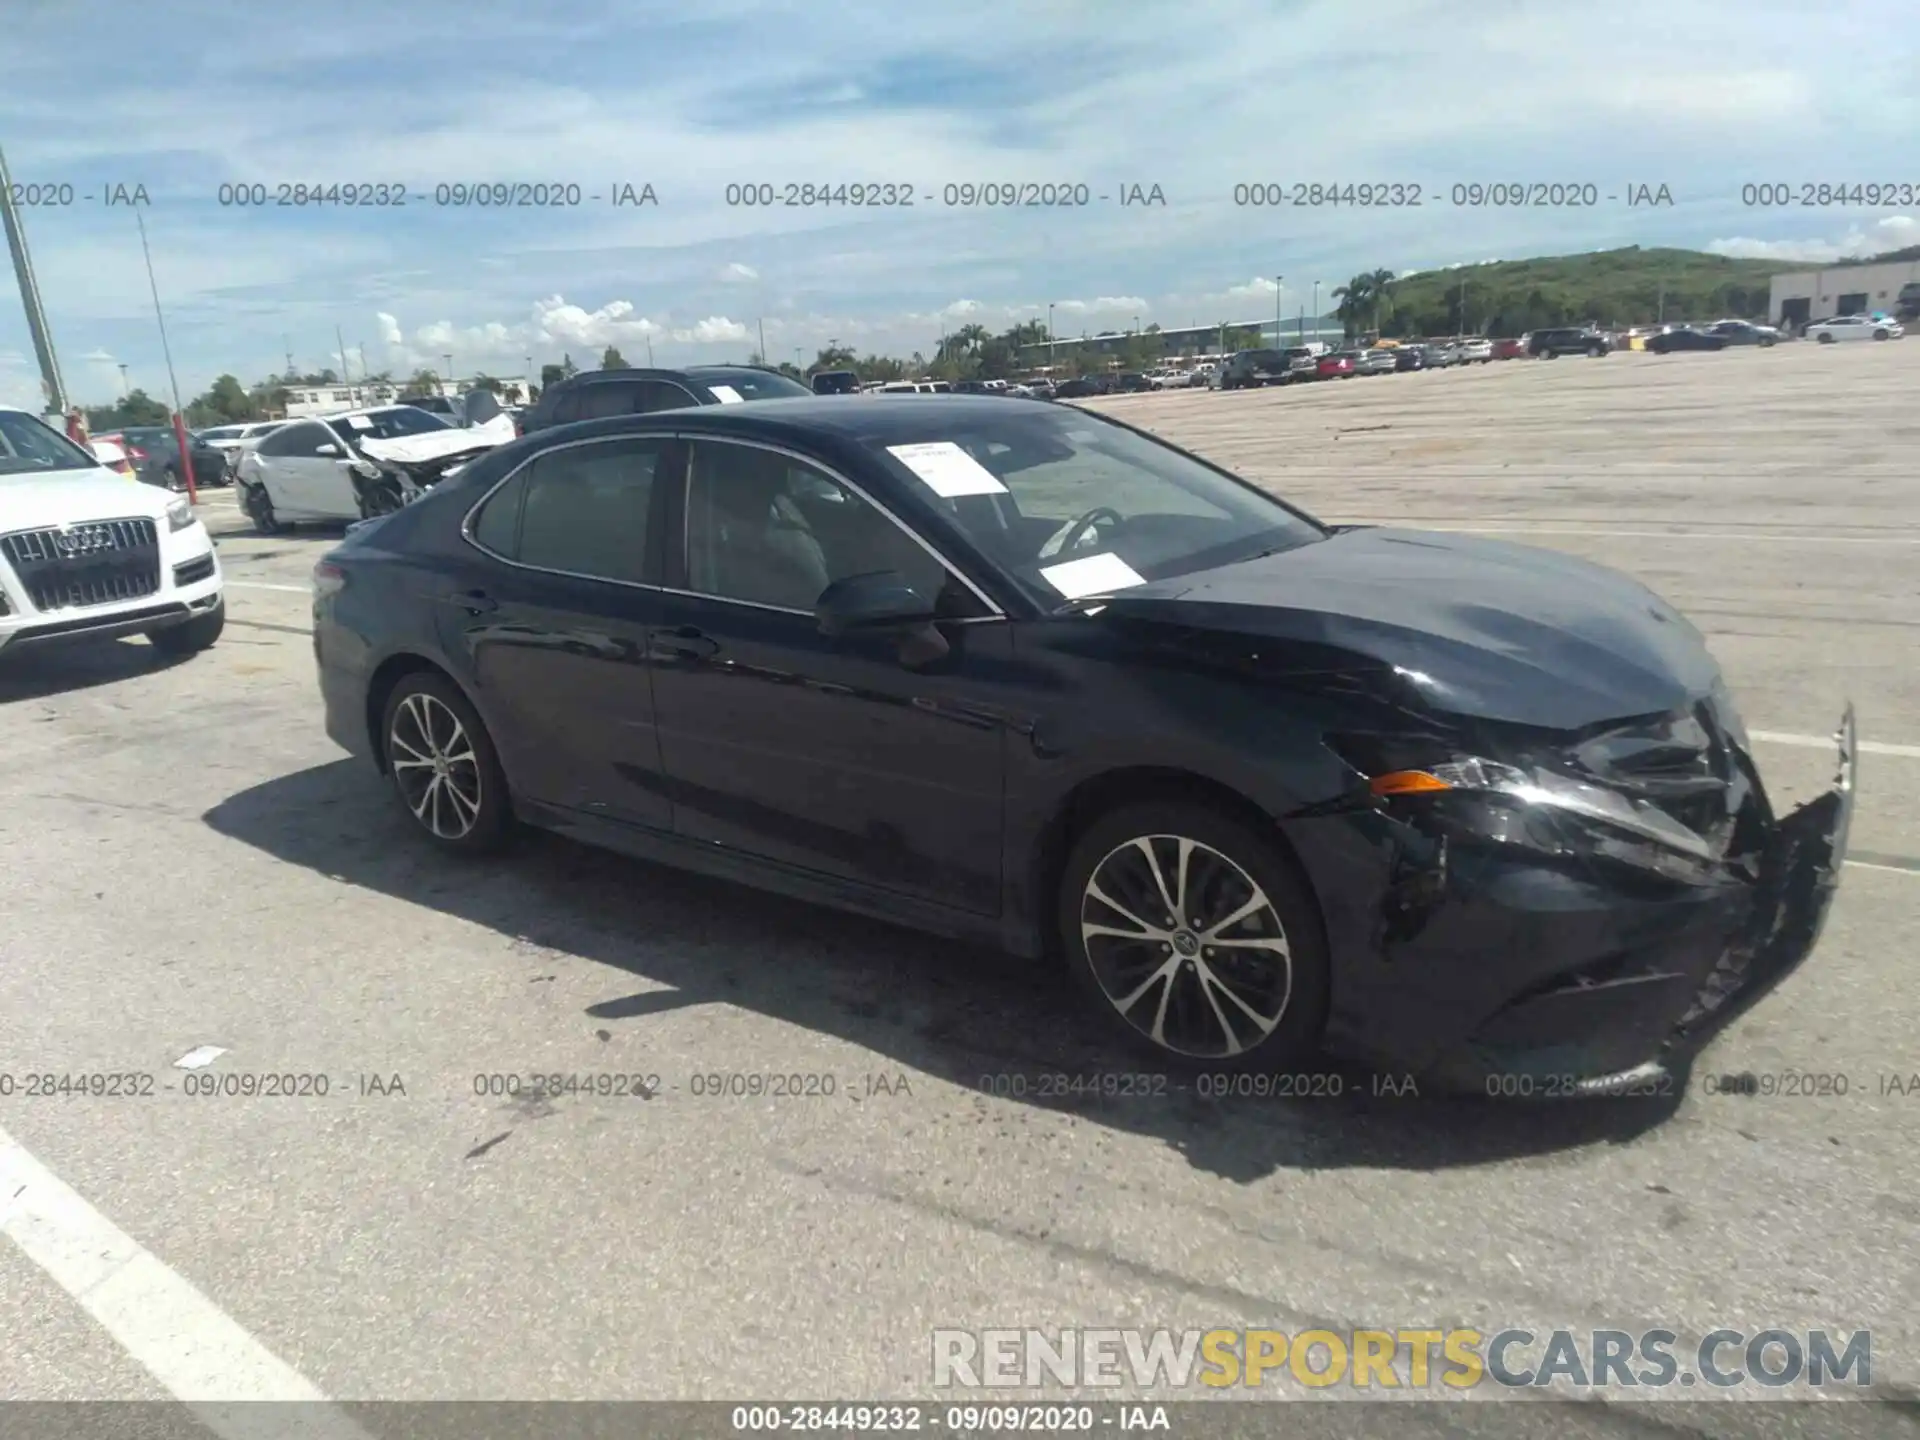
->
[1345,707,1856,1096]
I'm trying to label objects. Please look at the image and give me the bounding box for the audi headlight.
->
[165,497,197,532]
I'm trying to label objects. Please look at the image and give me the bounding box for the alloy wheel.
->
[1079,834,1292,1059]
[388,692,483,840]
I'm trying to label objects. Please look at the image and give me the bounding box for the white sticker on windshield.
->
[708,385,744,404]
[345,414,373,430]
[886,441,1009,497]
[1039,552,1147,599]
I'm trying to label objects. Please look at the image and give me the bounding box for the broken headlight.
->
[1361,752,1727,883]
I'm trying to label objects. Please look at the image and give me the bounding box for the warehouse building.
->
[1769,257,1920,330]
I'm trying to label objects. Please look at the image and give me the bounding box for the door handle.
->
[650,625,719,660]
[441,589,497,616]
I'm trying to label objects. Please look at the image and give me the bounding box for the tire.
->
[1057,799,1328,1071]
[1541,349,1557,360]
[241,480,281,534]
[1587,345,1603,357]
[1817,332,1835,344]
[147,599,224,656]
[356,476,405,520]
[379,670,511,854]
[1873,329,1889,341]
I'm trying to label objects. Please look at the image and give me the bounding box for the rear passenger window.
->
[469,470,527,557]
[579,382,642,420]
[548,390,585,426]
[515,439,663,583]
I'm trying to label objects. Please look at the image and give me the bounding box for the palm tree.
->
[1332,269,1397,339]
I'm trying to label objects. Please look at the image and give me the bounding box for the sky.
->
[1,0,1916,409]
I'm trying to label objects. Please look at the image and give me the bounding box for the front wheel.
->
[380,671,511,854]
[1817,332,1836,344]
[1873,329,1890,341]
[147,600,224,656]
[1058,800,1328,1070]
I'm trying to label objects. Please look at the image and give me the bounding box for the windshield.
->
[865,405,1326,605]
[0,411,106,475]
[689,368,812,401]
[348,407,455,439]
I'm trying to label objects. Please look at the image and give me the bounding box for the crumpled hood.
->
[355,427,505,467]
[1097,526,1721,729]
[0,467,169,530]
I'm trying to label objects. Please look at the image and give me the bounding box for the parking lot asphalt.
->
[3,343,1917,1428]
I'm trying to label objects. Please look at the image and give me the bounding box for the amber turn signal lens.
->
[1369,770,1453,796]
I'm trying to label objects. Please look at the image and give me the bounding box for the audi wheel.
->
[380,672,511,854]
[1058,800,1328,1069]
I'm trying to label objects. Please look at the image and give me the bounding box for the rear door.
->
[441,435,678,827]
[249,421,335,516]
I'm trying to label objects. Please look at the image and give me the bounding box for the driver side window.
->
[683,442,985,617]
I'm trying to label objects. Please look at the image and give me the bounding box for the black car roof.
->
[546,364,782,387]
[540,392,1060,442]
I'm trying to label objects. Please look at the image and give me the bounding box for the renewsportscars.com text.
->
[931,1327,1871,1392]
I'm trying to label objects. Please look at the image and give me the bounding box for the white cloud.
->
[671,317,751,344]
[718,263,760,283]
[1706,215,1920,264]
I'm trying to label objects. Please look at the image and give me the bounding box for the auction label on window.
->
[708,384,744,403]
[886,441,1009,497]
[344,414,373,429]
[1039,551,1147,599]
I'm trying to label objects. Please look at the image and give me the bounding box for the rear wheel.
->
[1817,332,1836,344]
[1058,800,1328,1070]
[380,671,511,854]
[241,480,282,534]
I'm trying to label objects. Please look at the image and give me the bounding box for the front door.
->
[438,436,677,828]
[647,438,1011,915]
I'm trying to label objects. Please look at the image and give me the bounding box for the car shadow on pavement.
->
[204,760,1681,1181]
[0,636,191,703]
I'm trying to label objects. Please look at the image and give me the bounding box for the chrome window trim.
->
[459,432,668,592]
[676,434,1005,619]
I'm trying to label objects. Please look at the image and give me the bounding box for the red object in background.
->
[1316,355,1354,378]
[170,411,198,504]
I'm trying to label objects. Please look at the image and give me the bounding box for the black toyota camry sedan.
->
[311,395,1855,1092]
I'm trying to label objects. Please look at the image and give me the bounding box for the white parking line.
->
[225,581,310,593]
[1750,730,1920,759]
[1336,523,1920,546]
[0,1122,373,1436]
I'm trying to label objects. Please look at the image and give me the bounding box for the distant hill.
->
[1375,246,1781,338]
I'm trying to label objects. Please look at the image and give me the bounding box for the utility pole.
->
[1312,281,1321,339]
[135,207,196,501]
[758,317,767,364]
[0,142,67,414]
[1048,303,1055,371]
[284,336,294,378]
[645,334,654,366]
[1274,276,1282,348]
[118,363,130,397]
[336,325,352,405]
[442,353,454,393]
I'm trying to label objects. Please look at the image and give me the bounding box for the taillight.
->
[312,561,347,599]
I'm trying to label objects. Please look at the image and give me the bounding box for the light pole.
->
[1274,276,1282,348]
[0,142,66,414]
[525,355,533,400]
[135,207,195,501]
[1048,303,1055,371]
[442,353,454,393]
[118,363,130,397]
[1312,280,1320,340]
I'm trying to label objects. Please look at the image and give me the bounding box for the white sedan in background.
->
[1805,314,1904,343]
[235,399,514,532]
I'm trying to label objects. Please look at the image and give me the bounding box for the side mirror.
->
[815,570,936,638]
[315,442,341,457]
